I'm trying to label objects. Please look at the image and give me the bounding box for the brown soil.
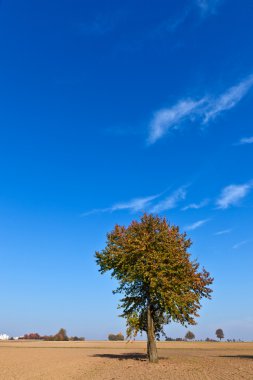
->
[0,340,252,379]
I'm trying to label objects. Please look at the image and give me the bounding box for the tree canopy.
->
[96,213,213,362]
[185,331,195,340]
[216,328,224,340]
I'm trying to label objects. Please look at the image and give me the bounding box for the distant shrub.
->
[185,331,195,340]
[43,328,69,341]
[53,328,69,341]
[205,337,217,342]
[22,333,41,340]
[108,333,124,341]
[165,337,183,341]
[69,336,85,341]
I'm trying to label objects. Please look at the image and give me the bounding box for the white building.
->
[0,334,9,340]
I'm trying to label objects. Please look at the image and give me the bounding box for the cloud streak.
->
[148,99,205,144]
[184,219,209,231]
[81,193,160,216]
[203,75,253,123]
[237,136,253,145]
[148,75,253,144]
[195,0,221,15]
[150,187,187,213]
[214,229,232,235]
[82,186,188,216]
[216,182,253,209]
[77,10,124,36]
[233,240,249,249]
[182,199,209,211]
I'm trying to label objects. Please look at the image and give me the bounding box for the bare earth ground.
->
[0,341,252,379]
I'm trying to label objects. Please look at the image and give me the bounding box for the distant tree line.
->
[20,329,85,341]
[205,337,218,342]
[166,331,195,341]
[165,337,184,341]
[166,328,225,342]
[22,333,41,340]
[4,326,247,343]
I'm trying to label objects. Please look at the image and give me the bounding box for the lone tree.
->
[96,214,213,363]
[54,328,68,341]
[185,331,195,340]
[216,328,224,341]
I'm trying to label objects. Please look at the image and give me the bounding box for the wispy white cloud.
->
[216,182,253,209]
[77,10,124,36]
[154,0,221,38]
[81,207,110,217]
[196,0,221,15]
[233,240,249,249]
[82,185,189,216]
[147,1,220,42]
[150,187,187,213]
[111,194,160,212]
[81,193,160,216]
[203,75,253,123]
[184,219,209,231]
[214,229,232,236]
[182,199,209,211]
[78,20,113,36]
[237,136,253,145]
[153,9,190,35]
[167,12,189,32]
[148,75,253,144]
[148,99,205,144]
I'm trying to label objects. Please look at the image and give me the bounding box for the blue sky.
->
[0,0,253,340]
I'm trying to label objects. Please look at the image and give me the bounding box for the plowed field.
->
[0,340,252,379]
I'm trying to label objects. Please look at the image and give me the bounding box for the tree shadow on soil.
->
[220,355,253,360]
[92,353,147,361]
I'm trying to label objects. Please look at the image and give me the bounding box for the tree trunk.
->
[147,304,158,363]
